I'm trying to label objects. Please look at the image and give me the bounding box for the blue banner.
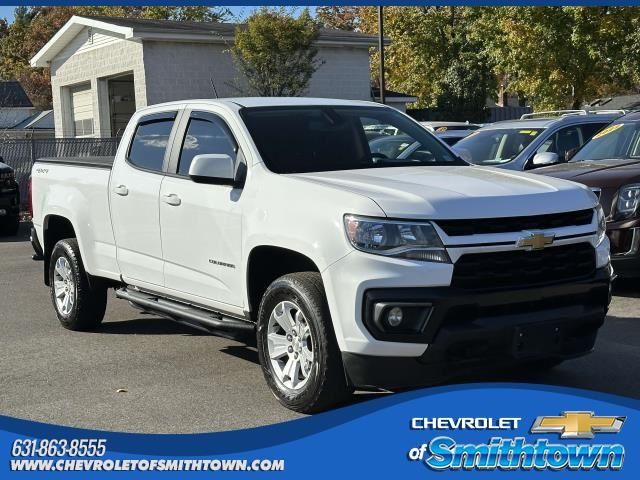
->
[1,384,637,478]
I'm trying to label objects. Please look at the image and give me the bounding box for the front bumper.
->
[609,227,640,277]
[341,266,611,389]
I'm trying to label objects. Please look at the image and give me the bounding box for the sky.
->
[0,6,313,23]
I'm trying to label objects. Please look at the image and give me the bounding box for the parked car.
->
[535,112,640,277]
[0,156,20,236]
[452,110,623,170]
[420,121,481,146]
[31,98,611,413]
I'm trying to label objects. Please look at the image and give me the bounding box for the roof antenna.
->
[210,77,219,99]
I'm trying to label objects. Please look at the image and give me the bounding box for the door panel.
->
[109,112,177,286]
[160,111,243,307]
[160,176,243,306]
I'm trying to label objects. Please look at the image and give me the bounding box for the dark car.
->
[0,156,20,236]
[535,112,640,277]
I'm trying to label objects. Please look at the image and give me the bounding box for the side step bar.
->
[115,287,255,334]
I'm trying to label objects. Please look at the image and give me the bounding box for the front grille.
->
[452,243,596,290]
[436,209,593,236]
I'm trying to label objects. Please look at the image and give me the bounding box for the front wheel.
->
[257,272,351,413]
[49,238,107,331]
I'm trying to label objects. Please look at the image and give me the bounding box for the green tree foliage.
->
[358,7,495,111]
[0,6,228,108]
[232,8,320,97]
[476,6,640,109]
[318,6,640,111]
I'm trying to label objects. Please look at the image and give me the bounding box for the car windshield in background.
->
[454,128,543,166]
[571,123,640,161]
[240,106,464,174]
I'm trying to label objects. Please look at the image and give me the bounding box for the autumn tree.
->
[316,6,362,31]
[477,6,640,109]
[357,6,495,113]
[232,8,321,96]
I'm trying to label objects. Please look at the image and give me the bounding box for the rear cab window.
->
[127,112,177,172]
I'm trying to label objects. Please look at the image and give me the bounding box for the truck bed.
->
[35,156,115,169]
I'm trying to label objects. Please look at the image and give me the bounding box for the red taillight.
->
[27,176,33,217]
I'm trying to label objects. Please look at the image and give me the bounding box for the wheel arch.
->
[42,214,77,286]
[246,245,321,321]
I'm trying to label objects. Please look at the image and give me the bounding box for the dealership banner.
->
[1,384,636,478]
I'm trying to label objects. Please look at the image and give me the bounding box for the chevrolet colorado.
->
[31,98,612,413]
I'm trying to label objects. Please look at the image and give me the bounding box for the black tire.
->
[0,215,19,237]
[49,238,107,331]
[257,272,351,413]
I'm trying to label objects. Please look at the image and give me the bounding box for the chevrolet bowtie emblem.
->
[531,412,626,439]
[516,231,555,250]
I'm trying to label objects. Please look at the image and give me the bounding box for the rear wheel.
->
[49,238,107,331]
[257,272,351,413]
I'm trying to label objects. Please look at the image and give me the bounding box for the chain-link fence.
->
[0,138,120,208]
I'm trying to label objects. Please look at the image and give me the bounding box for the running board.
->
[115,288,255,334]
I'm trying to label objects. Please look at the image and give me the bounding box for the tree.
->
[0,6,228,109]
[477,6,640,110]
[316,6,362,31]
[357,6,495,113]
[232,8,321,96]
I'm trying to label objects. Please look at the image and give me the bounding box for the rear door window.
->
[128,112,177,172]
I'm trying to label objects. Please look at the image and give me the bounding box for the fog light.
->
[387,307,403,327]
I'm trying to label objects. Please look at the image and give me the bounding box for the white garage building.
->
[31,15,382,138]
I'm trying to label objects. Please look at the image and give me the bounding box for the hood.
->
[535,159,640,217]
[291,166,596,219]
[535,159,640,183]
[0,160,12,173]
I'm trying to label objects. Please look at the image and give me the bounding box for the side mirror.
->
[532,151,560,167]
[189,154,236,186]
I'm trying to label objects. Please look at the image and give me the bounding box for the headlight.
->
[343,215,450,263]
[615,184,640,218]
[596,204,606,244]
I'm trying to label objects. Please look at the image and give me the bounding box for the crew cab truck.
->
[31,98,612,413]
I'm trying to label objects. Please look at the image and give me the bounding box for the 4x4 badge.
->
[517,231,555,250]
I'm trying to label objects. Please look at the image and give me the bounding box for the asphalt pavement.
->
[1,223,638,433]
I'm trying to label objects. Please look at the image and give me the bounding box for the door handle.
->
[163,194,181,206]
[113,185,128,196]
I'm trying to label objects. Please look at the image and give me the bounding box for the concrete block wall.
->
[142,41,372,104]
[142,41,244,104]
[50,32,147,137]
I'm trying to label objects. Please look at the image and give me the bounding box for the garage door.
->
[70,84,94,137]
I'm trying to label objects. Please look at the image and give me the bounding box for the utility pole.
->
[378,6,385,104]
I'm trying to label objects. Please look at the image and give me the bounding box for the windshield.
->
[572,123,640,161]
[240,106,464,174]
[453,128,543,165]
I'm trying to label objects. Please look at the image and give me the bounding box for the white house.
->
[31,15,382,138]
[0,81,54,138]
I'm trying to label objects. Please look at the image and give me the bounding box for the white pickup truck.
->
[31,98,612,413]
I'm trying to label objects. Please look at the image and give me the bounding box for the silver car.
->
[453,110,624,170]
